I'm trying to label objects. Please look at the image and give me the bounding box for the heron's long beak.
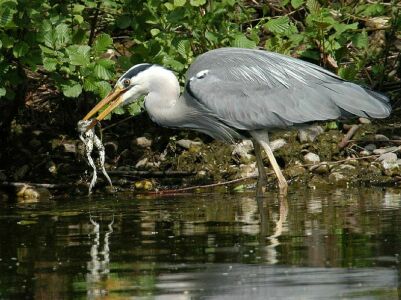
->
[82,86,126,130]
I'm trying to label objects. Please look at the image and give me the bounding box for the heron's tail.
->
[323,82,391,119]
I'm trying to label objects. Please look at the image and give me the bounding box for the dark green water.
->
[0,187,400,299]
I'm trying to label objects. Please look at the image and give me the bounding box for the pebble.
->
[374,134,390,142]
[286,165,306,177]
[270,139,287,151]
[134,136,152,149]
[177,139,203,150]
[360,150,371,156]
[373,147,399,155]
[328,172,347,183]
[364,144,376,152]
[239,163,258,178]
[378,152,398,163]
[298,126,324,143]
[303,152,320,164]
[310,163,329,174]
[232,140,253,161]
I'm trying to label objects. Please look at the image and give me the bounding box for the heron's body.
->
[83,47,391,195]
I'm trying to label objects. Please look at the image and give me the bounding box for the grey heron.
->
[82,47,391,195]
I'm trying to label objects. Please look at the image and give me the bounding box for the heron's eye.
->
[123,78,131,87]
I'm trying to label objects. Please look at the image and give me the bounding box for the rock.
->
[373,147,399,155]
[310,163,329,174]
[29,138,41,149]
[298,126,324,143]
[46,161,57,175]
[270,139,287,151]
[328,172,347,184]
[135,157,148,168]
[62,141,76,153]
[303,152,320,164]
[378,152,398,163]
[16,185,50,201]
[133,179,154,191]
[133,136,152,149]
[374,134,390,142]
[239,163,258,178]
[308,176,329,189]
[379,152,400,176]
[232,140,253,161]
[358,117,371,124]
[286,165,306,178]
[364,144,376,152]
[360,150,371,156]
[368,164,382,176]
[177,139,203,150]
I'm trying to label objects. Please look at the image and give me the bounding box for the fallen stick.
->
[338,124,360,149]
[107,170,196,177]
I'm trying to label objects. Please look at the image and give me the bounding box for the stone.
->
[62,141,76,153]
[373,147,399,155]
[298,126,324,143]
[374,134,390,142]
[133,179,154,191]
[135,157,148,169]
[46,161,57,175]
[16,185,50,201]
[358,117,371,124]
[286,165,306,177]
[134,136,152,149]
[378,152,398,163]
[303,152,320,164]
[364,144,376,152]
[360,150,371,156]
[177,139,203,150]
[310,163,329,174]
[239,163,258,178]
[270,138,287,151]
[104,141,118,157]
[328,172,347,183]
[232,140,253,160]
[29,138,41,149]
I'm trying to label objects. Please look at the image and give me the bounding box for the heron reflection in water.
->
[82,48,391,195]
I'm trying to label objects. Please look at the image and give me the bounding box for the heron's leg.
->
[260,140,288,195]
[252,139,267,196]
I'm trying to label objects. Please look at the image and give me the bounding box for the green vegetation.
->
[0,0,400,133]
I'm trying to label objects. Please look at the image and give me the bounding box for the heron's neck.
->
[144,68,185,127]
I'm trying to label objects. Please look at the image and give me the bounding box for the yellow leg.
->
[259,140,288,195]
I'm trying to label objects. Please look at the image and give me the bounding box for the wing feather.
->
[185,48,391,130]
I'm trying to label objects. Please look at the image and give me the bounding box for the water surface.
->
[0,187,400,299]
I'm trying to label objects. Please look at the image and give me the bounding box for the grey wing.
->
[185,48,391,131]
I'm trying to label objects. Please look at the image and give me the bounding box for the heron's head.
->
[82,63,154,126]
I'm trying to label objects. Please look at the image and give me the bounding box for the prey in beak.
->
[82,86,127,131]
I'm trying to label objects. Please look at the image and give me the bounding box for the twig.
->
[149,174,269,194]
[338,125,360,149]
[100,115,136,132]
[107,170,195,178]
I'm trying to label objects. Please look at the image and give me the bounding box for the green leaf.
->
[291,0,304,9]
[67,45,91,66]
[264,16,291,34]
[83,77,97,92]
[72,4,85,14]
[177,39,190,58]
[54,24,70,49]
[0,39,2,49]
[96,81,112,98]
[306,0,320,13]
[333,22,358,35]
[0,5,16,27]
[174,0,186,7]
[352,30,368,49]
[231,33,257,48]
[13,42,29,58]
[0,87,6,97]
[93,33,113,54]
[127,101,143,116]
[94,59,114,80]
[205,30,218,44]
[190,0,206,6]
[43,57,58,71]
[62,82,82,98]
[150,28,160,36]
